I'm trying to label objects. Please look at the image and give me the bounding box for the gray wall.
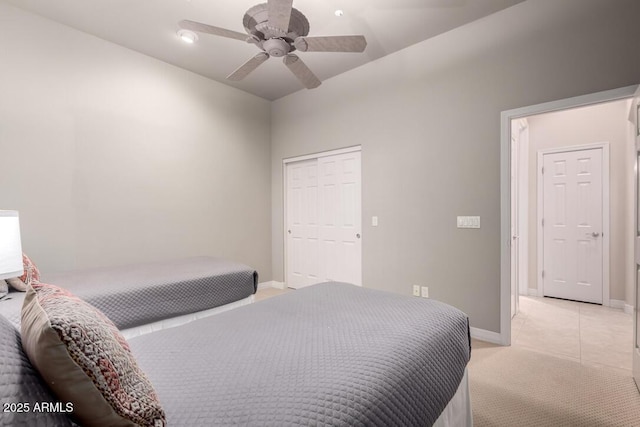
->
[271,0,640,332]
[526,100,633,304]
[0,3,272,278]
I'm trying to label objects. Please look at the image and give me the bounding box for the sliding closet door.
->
[318,151,362,286]
[286,159,321,289]
[285,150,362,289]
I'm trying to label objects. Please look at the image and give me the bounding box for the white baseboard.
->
[610,299,634,315]
[257,281,286,290]
[610,299,624,309]
[470,327,503,345]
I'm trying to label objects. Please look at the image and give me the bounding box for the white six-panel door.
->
[286,150,362,289]
[542,148,603,304]
[286,159,320,288]
[318,152,362,286]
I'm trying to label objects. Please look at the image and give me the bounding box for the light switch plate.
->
[372,216,378,227]
[457,216,481,229]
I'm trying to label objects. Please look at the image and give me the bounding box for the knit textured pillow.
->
[21,253,40,284]
[7,253,40,292]
[21,282,166,427]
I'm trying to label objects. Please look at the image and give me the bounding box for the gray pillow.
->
[0,313,75,426]
[0,280,7,298]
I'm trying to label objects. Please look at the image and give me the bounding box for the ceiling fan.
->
[178,0,367,89]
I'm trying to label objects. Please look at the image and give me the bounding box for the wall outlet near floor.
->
[412,285,421,297]
[421,286,429,298]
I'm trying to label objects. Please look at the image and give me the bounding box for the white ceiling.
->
[5,0,525,100]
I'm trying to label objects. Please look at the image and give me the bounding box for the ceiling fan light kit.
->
[178,0,367,90]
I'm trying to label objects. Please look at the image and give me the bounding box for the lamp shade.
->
[0,211,23,280]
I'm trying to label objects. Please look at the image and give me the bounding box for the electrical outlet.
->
[421,286,429,298]
[412,285,420,297]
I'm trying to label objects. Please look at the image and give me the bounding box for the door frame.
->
[536,143,610,305]
[632,89,640,386]
[499,84,638,346]
[510,119,530,310]
[282,145,362,288]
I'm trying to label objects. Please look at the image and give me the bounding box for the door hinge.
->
[542,270,545,279]
[542,218,544,227]
[542,167,544,175]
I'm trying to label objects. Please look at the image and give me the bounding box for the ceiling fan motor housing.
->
[244,3,310,42]
[263,38,290,57]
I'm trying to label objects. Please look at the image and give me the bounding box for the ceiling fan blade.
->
[294,36,367,53]
[179,20,248,42]
[283,54,321,89]
[268,0,294,33]
[227,53,270,81]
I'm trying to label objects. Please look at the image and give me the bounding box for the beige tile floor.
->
[254,286,291,302]
[512,295,634,376]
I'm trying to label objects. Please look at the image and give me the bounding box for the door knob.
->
[288,230,291,234]
[356,233,361,239]
[586,232,600,238]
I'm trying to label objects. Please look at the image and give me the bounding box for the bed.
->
[0,256,258,336]
[1,281,472,427]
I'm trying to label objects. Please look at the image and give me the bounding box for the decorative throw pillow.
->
[21,282,166,427]
[6,277,27,292]
[20,253,40,285]
[6,253,40,292]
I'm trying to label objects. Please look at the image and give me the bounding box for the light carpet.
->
[469,340,640,426]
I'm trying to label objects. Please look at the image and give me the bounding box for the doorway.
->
[283,147,362,289]
[500,85,638,346]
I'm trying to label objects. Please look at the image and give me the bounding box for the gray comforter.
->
[0,256,257,329]
[129,282,471,426]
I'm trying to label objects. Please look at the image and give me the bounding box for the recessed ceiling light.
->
[334,10,344,17]
[177,29,198,44]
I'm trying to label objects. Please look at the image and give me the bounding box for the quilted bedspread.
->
[0,256,257,330]
[128,282,471,426]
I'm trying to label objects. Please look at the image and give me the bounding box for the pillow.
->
[0,313,75,426]
[21,253,40,285]
[21,283,166,427]
[6,253,40,292]
[0,279,7,298]
[6,277,26,292]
